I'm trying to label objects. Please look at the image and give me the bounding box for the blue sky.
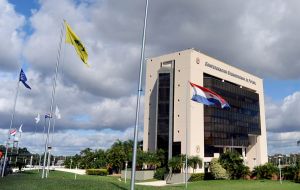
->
[1,0,300,156]
[264,79,300,102]
[8,0,39,17]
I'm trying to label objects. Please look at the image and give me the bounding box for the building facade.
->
[143,49,268,172]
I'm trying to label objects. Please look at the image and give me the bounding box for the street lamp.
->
[278,155,282,184]
[70,159,73,170]
[93,158,96,168]
[125,161,128,183]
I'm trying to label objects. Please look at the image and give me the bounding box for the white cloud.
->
[267,131,300,155]
[0,127,143,155]
[1,0,300,155]
[0,0,25,71]
[266,92,300,132]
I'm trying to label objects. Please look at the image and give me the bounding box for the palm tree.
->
[144,151,161,170]
[168,156,183,173]
[188,156,203,173]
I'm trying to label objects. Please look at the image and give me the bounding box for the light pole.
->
[70,159,73,170]
[125,161,128,183]
[278,155,282,184]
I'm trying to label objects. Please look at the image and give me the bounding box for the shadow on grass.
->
[109,182,128,190]
[19,170,39,175]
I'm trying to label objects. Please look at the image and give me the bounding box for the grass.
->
[0,170,299,190]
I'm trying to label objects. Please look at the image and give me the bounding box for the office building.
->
[143,49,268,172]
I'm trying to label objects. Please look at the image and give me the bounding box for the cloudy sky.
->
[0,0,299,156]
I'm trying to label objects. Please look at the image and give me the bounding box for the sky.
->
[0,0,299,156]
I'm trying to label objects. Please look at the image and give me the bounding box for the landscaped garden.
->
[0,170,300,190]
[1,140,300,190]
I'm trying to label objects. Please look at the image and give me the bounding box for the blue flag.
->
[19,69,31,89]
[45,113,52,118]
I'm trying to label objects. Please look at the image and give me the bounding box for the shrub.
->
[295,170,300,183]
[252,163,278,179]
[188,173,205,182]
[86,169,108,176]
[154,168,167,180]
[219,151,249,179]
[210,158,229,180]
[281,164,300,182]
[282,165,298,180]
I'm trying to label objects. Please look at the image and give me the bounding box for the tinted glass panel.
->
[203,73,260,157]
[157,73,170,153]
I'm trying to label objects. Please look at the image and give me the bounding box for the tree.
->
[144,151,161,170]
[168,156,183,173]
[136,149,146,169]
[79,148,95,169]
[188,156,203,173]
[94,149,107,168]
[106,140,126,173]
[156,149,166,168]
[219,150,250,179]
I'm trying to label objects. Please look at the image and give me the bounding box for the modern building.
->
[143,49,267,172]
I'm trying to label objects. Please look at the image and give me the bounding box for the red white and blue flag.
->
[10,129,17,136]
[190,82,230,109]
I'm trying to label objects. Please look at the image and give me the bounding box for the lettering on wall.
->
[204,62,256,85]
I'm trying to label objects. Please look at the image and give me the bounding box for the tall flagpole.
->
[39,116,47,173]
[185,81,189,189]
[130,0,149,189]
[42,21,65,179]
[1,79,20,178]
[46,116,56,177]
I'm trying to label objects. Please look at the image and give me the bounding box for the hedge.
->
[86,169,108,176]
[188,173,205,181]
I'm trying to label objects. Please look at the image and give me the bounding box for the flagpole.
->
[46,116,56,177]
[184,81,188,189]
[42,21,65,179]
[15,127,22,165]
[40,116,47,173]
[33,117,39,171]
[1,80,20,177]
[130,0,149,189]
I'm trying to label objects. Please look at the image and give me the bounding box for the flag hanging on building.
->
[18,124,23,133]
[55,106,61,119]
[65,21,89,66]
[19,69,31,89]
[190,82,230,109]
[10,129,17,136]
[35,113,40,124]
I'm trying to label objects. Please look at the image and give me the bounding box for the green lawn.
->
[0,170,299,190]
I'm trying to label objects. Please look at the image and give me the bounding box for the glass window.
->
[203,73,260,156]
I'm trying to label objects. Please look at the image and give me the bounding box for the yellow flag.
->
[65,21,89,66]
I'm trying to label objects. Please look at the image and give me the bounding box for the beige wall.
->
[143,49,268,171]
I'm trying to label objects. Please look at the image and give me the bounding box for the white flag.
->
[55,106,61,119]
[19,124,23,133]
[35,113,40,124]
